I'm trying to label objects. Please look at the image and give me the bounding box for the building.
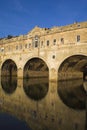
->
[0,21,87,81]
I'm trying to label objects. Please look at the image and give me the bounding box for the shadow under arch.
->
[57,79,86,110]
[1,59,17,77]
[23,57,49,78]
[1,76,17,94]
[58,54,87,80]
[23,78,49,101]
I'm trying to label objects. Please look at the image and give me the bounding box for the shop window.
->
[52,55,55,59]
[47,40,49,46]
[53,39,56,45]
[61,38,64,44]
[35,41,38,47]
[34,35,39,48]
[77,35,80,42]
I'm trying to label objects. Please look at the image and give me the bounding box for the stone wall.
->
[0,21,87,81]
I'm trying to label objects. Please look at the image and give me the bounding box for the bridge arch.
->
[23,57,49,78]
[58,54,87,80]
[1,59,17,77]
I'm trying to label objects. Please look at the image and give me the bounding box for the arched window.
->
[33,35,39,48]
[61,38,64,44]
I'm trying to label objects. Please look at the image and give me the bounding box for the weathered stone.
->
[0,21,87,81]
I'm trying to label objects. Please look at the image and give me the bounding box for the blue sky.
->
[0,0,87,38]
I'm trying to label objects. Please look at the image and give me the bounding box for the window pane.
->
[47,40,49,46]
[77,35,80,42]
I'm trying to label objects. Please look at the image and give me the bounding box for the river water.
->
[0,77,87,130]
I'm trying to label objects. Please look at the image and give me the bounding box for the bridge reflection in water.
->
[0,77,87,130]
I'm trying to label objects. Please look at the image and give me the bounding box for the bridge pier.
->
[49,68,58,81]
[17,68,23,78]
[0,69,1,78]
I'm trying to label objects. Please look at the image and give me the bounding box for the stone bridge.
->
[0,21,87,81]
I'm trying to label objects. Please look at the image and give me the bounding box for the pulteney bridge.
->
[0,21,87,81]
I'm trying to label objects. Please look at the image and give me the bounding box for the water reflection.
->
[58,79,86,110]
[0,113,30,130]
[83,81,87,95]
[23,78,49,101]
[0,78,87,130]
[1,77,17,94]
[83,81,87,130]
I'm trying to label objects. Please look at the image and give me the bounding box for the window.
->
[25,44,27,48]
[47,40,49,46]
[61,38,64,44]
[77,35,80,42]
[52,55,55,59]
[33,35,39,48]
[35,35,38,40]
[35,41,38,47]
[16,46,18,50]
[77,24,80,27]
[1,48,4,52]
[53,39,56,45]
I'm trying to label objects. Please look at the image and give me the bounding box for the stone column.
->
[49,68,58,81]
[17,68,23,78]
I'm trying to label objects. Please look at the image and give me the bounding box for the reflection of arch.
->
[23,78,49,101]
[1,77,17,94]
[58,55,87,80]
[58,79,86,110]
[1,59,17,77]
[23,57,49,78]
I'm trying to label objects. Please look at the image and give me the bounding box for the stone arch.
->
[23,57,49,78]
[49,68,58,81]
[58,54,87,80]
[1,59,17,77]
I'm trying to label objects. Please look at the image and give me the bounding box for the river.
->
[0,77,87,130]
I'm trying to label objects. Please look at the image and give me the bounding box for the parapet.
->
[0,21,87,45]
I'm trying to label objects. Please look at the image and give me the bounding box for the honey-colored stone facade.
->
[0,21,87,81]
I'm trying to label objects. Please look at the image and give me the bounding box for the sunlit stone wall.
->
[0,21,87,80]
